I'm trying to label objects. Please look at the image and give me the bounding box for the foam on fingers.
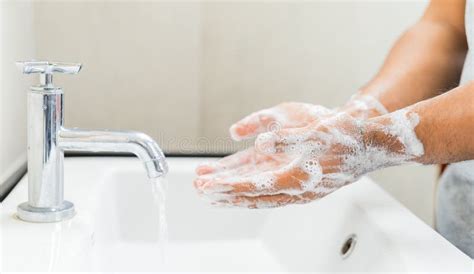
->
[228,102,334,141]
[196,99,425,209]
[195,161,221,175]
[229,108,282,141]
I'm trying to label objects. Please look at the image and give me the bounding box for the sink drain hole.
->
[340,234,357,259]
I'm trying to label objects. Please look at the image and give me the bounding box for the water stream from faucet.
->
[151,177,169,262]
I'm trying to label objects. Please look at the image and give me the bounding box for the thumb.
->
[229,108,281,141]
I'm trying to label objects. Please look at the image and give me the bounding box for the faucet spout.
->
[16,60,168,223]
[59,128,168,178]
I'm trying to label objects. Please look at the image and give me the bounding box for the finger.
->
[196,191,236,206]
[201,181,338,209]
[226,191,325,209]
[194,174,257,195]
[255,125,330,155]
[229,108,282,141]
[196,147,290,176]
[195,148,255,175]
[195,165,311,196]
[194,155,286,192]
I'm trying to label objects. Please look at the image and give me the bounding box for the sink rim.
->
[1,156,472,272]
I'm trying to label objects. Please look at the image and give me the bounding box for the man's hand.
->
[194,110,423,208]
[228,95,387,141]
[228,102,334,141]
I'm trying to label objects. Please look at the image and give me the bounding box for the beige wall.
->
[0,1,35,195]
[33,2,202,153]
[32,1,437,225]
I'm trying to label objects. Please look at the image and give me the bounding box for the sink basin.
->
[1,157,471,272]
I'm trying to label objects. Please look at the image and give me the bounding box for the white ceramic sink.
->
[1,157,472,272]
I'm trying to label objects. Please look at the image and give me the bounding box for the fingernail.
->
[193,178,206,188]
[196,162,220,175]
[229,124,244,141]
[201,183,234,194]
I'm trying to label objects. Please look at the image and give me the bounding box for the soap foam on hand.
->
[195,107,424,209]
[228,94,388,143]
[339,94,389,119]
[229,102,335,142]
[254,109,424,186]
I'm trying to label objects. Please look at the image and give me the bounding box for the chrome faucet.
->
[16,61,168,223]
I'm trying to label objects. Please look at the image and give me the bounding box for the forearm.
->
[350,2,467,114]
[411,82,474,164]
[368,82,474,165]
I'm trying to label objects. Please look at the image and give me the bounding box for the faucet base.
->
[17,201,75,223]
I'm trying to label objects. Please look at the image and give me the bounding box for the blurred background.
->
[1,0,437,225]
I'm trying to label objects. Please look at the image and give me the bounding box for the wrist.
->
[361,109,425,164]
[340,94,388,119]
